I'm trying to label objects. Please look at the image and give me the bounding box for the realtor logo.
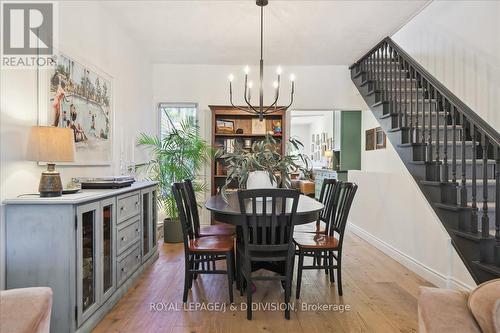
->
[2,3,53,55]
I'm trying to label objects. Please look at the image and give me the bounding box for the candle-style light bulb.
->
[276,66,282,75]
[289,74,296,82]
[244,66,250,74]
[247,81,253,101]
[273,81,279,89]
[228,74,234,82]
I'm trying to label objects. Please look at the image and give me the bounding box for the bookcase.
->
[209,105,286,196]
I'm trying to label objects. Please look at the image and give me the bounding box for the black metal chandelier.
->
[228,0,295,121]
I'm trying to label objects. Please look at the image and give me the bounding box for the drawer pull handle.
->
[121,268,126,272]
[136,255,140,259]
[136,228,140,233]
[135,202,139,207]
[121,237,126,241]
[120,206,124,211]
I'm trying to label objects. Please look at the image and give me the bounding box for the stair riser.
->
[433,143,478,160]
[432,162,495,180]
[464,183,496,202]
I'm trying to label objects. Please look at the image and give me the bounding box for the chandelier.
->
[228,0,295,121]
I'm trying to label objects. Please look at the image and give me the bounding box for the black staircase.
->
[350,37,500,284]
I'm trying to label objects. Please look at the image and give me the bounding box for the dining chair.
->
[237,188,300,320]
[184,179,235,237]
[172,182,235,303]
[294,181,358,298]
[294,178,338,234]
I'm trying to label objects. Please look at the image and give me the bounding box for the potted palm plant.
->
[219,134,311,202]
[138,115,211,243]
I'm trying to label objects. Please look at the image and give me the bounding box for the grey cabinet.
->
[4,181,158,333]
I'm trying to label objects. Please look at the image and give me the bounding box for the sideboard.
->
[3,181,158,333]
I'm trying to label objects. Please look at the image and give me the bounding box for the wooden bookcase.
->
[209,105,286,196]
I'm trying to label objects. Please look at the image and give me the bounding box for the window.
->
[158,103,197,139]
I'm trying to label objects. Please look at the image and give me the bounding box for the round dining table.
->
[205,192,324,225]
[205,192,324,290]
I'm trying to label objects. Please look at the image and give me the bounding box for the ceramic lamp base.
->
[39,163,63,197]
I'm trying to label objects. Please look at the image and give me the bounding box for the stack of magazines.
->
[74,176,135,189]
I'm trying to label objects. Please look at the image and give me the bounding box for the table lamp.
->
[27,126,75,197]
[324,150,334,169]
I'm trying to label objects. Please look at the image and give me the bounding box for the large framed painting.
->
[38,53,113,165]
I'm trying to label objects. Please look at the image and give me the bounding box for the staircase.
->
[350,37,500,284]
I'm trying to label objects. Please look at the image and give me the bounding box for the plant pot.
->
[246,170,277,189]
[163,218,183,243]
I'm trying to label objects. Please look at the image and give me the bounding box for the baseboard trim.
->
[347,222,475,291]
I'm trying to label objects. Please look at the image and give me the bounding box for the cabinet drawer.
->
[117,244,141,286]
[117,218,141,254]
[117,192,140,223]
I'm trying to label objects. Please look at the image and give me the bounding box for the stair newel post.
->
[427,83,433,163]
[435,92,441,168]
[481,133,489,238]
[496,145,499,243]
[460,114,467,207]
[390,46,395,115]
[404,61,408,133]
[442,98,449,182]
[472,123,478,234]
[414,68,419,144]
[398,53,403,129]
[383,42,387,102]
[452,105,457,183]
[420,75,426,146]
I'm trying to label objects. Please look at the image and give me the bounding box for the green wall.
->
[340,111,361,171]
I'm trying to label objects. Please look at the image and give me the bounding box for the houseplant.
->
[138,115,211,243]
[219,134,311,202]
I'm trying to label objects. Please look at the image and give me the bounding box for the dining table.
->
[205,192,324,226]
[205,192,324,290]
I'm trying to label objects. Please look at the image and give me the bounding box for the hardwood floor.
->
[93,233,433,333]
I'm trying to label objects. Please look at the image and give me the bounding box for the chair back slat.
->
[327,182,358,243]
[183,179,202,237]
[171,182,194,250]
[238,189,300,254]
[318,179,338,226]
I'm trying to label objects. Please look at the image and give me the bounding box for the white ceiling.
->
[103,0,429,65]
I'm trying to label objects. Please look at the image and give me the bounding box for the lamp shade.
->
[324,150,333,158]
[27,126,75,162]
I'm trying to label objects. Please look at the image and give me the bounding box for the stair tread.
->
[436,202,496,211]
[472,262,500,276]
[452,229,494,241]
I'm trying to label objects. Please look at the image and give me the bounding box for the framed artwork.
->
[251,118,266,135]
[216,119,234,134]
[365,128,375,151]
[375,127,387,149]
[38,53,113,165]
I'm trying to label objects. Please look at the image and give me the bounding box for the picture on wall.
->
[38,53,113,165]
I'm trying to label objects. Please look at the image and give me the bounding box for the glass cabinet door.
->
[152,190,157,247]
[100,198,116,301]
[142,191,151,258]
[77,202,100,325]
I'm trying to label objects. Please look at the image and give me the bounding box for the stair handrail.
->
[350,37,500,147]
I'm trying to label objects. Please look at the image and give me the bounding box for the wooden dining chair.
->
[237,188,300,320]
[294,178,338,234]
[172,182,235,303]
[184,179,235,237]
[294,181,358,298]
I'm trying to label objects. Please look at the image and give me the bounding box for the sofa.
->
[418,279,500,333]
[0,287,53,333]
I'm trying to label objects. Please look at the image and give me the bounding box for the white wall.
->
[348,111,476,290]
[392,0,500,129]
[0,1,155,289]
[152,64,364,223]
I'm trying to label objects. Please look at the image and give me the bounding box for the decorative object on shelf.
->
[38,53,112,165]
[216,119,234,134]
[138,115,211,243]
[251,118,266,135]
[375,127,387,149]
[235,128,244,134]
[324,150,334,170]
[272,120,282,135]
[73,176,135,189]
[217,134,311,202]
[27,126,75,197]
[227,0,295,121]
[244,138,252,149]
[365,128,375,151]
